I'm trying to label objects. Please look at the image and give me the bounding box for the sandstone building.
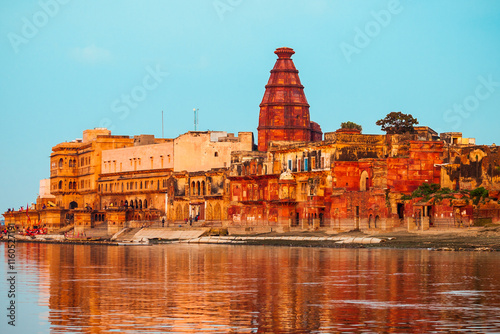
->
[4,48,500,233]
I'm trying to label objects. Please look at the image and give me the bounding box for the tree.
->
[340,121,362,131]
[376,112,418,134]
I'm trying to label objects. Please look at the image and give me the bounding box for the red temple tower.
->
[257,47,322,152]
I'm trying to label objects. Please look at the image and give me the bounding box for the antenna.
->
[193,108,199,131]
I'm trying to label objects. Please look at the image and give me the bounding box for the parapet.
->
[83,128,112,143]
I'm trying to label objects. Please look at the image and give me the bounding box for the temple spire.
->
[257,47,322,151]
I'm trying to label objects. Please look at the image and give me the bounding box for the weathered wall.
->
[102,141,174,174]
[174,131,253,172]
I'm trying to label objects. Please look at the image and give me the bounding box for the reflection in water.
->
[2,243,500,333]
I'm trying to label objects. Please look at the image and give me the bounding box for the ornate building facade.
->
[4,47,500,233]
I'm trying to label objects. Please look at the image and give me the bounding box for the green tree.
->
[376,111,419,134]
[340,121,362,131]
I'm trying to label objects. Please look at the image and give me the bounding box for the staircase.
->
[84,222,112,239]
[114,228,142,242]
[52,224,74,235]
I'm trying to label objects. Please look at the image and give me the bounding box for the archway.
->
[360,170,369,191]
[214,203,221,220]
[69,201,78,209]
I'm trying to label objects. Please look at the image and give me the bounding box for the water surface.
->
[1,243,500,333]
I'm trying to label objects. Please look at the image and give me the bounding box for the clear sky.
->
[1,0,499,213]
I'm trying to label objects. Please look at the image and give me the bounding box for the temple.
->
[258,47,322,151]
[4,47,500,235]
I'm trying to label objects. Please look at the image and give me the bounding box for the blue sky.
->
[1,0,499,213]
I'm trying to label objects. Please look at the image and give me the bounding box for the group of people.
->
[21,226,48,236]
[185,215,199,226]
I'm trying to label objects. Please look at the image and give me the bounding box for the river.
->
[1,242,500,333]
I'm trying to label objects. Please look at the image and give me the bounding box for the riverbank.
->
[2,225,499,250]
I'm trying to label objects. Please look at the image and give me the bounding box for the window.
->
[304,158,309,171]
[288,159,292,171]
[58,158,63,168]
[311,157,316,169]
[297,159,301,172]
[214,152,218,157]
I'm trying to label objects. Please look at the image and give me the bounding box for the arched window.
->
[124,200,128,207]
[197,181,201,196]
[214,203,221,220]
[139,199,142,209]
[360,171,369,191]
[202,181,206,196]
[58,181,63,190]
[58,158,63,168]
[144,200,148,209]
[191,181,195,196]
[214,152,218,157]
[135,200,138,209]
